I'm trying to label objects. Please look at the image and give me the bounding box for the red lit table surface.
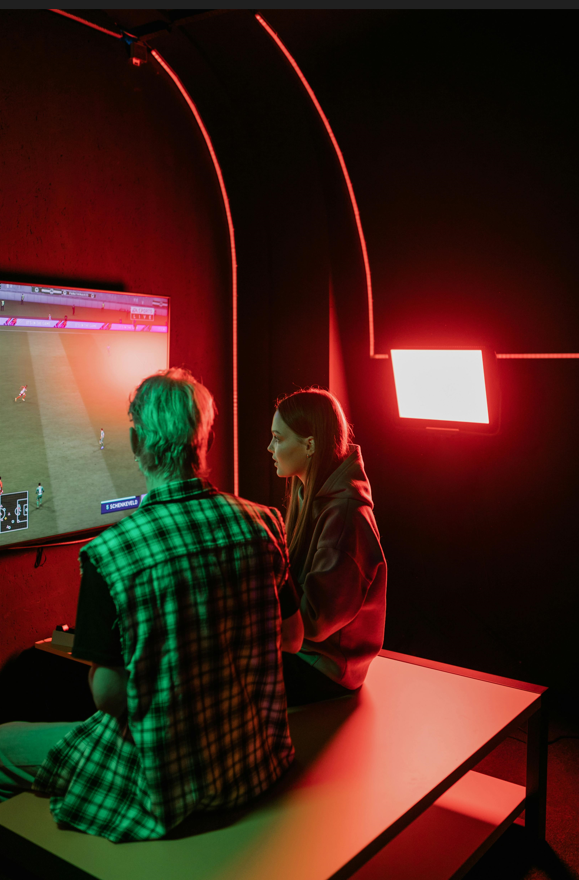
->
[0,651,546,880]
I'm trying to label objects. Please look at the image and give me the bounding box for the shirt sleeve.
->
[72,554,124,666]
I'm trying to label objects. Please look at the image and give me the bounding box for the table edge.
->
[379,650,547,694]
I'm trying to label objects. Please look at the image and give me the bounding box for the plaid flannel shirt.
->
[32,479,295,842]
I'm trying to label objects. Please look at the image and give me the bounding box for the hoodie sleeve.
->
[299,502,383,642]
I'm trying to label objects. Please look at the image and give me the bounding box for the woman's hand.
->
[281,609,304,654]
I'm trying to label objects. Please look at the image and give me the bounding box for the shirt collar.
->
[139,477,216,508]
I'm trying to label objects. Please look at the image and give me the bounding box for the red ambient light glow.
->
[49,10,239,494]
[151,50,239,496]
[254,14,381,359]
[391,350,490,424]
[254,16,579,366]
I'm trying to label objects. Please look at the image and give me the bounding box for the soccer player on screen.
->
[36,483,44,508]
[14,385,27,403]
[100,428,105,450]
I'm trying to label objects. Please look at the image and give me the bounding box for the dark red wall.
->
[0,10,232,668]
[164,8,579,695]
[150,11,335,508]
[262,11,579,695]
[2,10,578,705]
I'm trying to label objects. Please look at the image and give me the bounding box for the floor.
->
[465,696,579,880]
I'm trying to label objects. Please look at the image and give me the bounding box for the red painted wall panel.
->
[0,10,232,670]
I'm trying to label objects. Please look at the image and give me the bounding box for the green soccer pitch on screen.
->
[0,280,170,549]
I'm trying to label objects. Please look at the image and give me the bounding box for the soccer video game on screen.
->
[0,280,169,548]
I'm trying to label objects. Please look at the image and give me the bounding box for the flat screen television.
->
[0,280,169,549]
[389,347,501,434]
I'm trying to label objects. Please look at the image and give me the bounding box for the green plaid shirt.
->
[32,479,295,842]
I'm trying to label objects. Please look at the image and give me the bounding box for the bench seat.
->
[0,651,546,880]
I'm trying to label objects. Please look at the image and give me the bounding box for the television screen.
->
[389,347,500,433]
[0,280,169,549]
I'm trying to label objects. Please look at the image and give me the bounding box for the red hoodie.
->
[295,445,387,689]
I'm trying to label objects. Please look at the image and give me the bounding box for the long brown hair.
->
[276,388,352,573]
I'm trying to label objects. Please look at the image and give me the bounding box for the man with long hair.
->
[0,368,301,841]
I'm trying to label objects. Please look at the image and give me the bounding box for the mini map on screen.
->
[0,280,169,548]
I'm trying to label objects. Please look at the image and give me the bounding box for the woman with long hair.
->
[267,388,387,706]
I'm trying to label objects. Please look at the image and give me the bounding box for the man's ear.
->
[129,427,140,456]
[207,428,215,453]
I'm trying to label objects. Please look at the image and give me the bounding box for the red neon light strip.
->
[254,18,579,365]
[151,51,239,495]
[496,353,579,359]
[49,9,124,39]
[255,13,377,359]
[48,8,239,493]
[44,15,579,411]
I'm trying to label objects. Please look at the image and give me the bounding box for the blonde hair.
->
[128,368,216,480]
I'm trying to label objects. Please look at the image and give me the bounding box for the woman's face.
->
[267,410,312,482]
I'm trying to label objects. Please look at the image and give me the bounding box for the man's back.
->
[33,479,295,842]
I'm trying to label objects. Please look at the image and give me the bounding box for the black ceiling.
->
[102,9,227,40]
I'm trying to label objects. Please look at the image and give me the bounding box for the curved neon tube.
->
[151,50,239,494]
[255,13,377,359]
[255,17,579,363]
[49,10,239,491]
[49,9,124,39]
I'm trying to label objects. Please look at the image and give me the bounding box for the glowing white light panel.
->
[391,350,490,424]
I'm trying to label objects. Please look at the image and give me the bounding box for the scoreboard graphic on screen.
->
[0,491,29,533]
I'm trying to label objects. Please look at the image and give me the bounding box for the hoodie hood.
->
[313,445,373,516]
